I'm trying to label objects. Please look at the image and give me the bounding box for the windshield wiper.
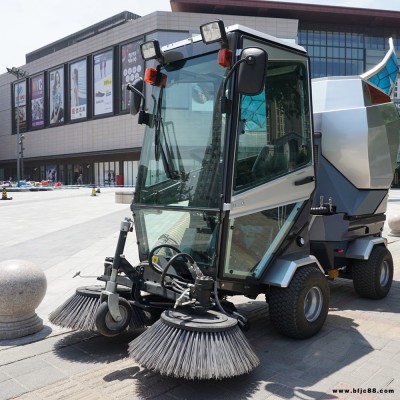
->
[154,87,186,181]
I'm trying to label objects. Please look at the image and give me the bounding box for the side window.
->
[223,202,303,279]
[234,61,312,192]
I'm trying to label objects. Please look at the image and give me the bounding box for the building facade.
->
[172,0,400,106]
[1,1,400,185]
[0,10,297,185]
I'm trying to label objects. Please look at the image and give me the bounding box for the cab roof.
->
[162,23,307,54]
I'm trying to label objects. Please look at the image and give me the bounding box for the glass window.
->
[332,59,340,75]
[326,32,333,46]
[339,59,346,75]
[312,59,320,77]
[345,32,352,47]
[339,32,346,47]
[136,209,219,270]
[234,61,312,192]
[332,32,340,47]
[223,202,304,279]
[313,31,321,45]
[319,31,327,46]
[333,47,340,58]
[135,52,225,209]
[298,30,306,43]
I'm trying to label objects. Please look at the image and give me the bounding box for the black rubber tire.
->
[95,297,133,337]
[352,246,393,299]
[269,265,330,339]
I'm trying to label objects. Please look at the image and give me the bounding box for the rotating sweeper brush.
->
[49,219,146,335]
[127,249,259,379]
[128,309,259,379]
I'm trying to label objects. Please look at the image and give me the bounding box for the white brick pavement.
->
[0,188,399,399]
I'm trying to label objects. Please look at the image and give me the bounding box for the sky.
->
[2,0,400,75]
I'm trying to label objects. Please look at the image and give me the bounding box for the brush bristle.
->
[129,306,146,330]
[49,290,146,332]
[128,318,260,379]
[49,293,100,330]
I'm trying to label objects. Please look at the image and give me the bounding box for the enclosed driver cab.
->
[130,21,318,297]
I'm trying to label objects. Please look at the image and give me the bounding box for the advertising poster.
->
[70,59,87,120]
[93,49,113,116]
[46,165,57,182]
[30,74,45,128]
[49,67,64,125]
[121,40,143,111]
[14,81,27,131]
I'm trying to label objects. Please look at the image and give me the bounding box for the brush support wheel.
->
[161,309,237,332]
[95,297,132,337]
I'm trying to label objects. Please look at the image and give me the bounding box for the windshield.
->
[133,51,226,268]
[135,52,226,210]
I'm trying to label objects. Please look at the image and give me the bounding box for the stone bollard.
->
[0,260,47,339]
[388,213,400,236]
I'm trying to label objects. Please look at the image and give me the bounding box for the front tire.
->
[95,297,132,337]
[269,265,329,339]
[352,246,393,299]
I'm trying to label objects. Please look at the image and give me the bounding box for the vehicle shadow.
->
[99,298,374,400]
[53,329,140,364]
[328,277,400,314]
[52,280,386,399]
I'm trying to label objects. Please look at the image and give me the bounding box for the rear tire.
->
[95,297,132,337]
[352,246,393,299]
[269,265,329,339]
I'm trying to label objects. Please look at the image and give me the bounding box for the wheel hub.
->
[105,305,130,329]
[304,286,323,322]
[380,260,390,287]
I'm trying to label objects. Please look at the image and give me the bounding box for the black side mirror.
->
[237,48,267,95]
[128,78,144,116]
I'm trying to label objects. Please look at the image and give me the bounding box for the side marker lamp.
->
[218,48,232,68]
[144,68,167,87]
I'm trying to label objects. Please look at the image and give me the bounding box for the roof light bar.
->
[140,40,163,62]
[200,20,228,47]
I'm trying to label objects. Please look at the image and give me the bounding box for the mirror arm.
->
[127,83,145,103]
[127,83,152,126]
[220,57,249,114]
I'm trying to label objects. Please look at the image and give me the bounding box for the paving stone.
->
[1,188,400,400]
[0,378,28,400]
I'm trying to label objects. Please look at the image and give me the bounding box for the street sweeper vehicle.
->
[50,20,400,379]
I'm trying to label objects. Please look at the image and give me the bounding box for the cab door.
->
[223,40,315,281]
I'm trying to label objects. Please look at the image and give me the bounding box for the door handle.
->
[294,176,314,186]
